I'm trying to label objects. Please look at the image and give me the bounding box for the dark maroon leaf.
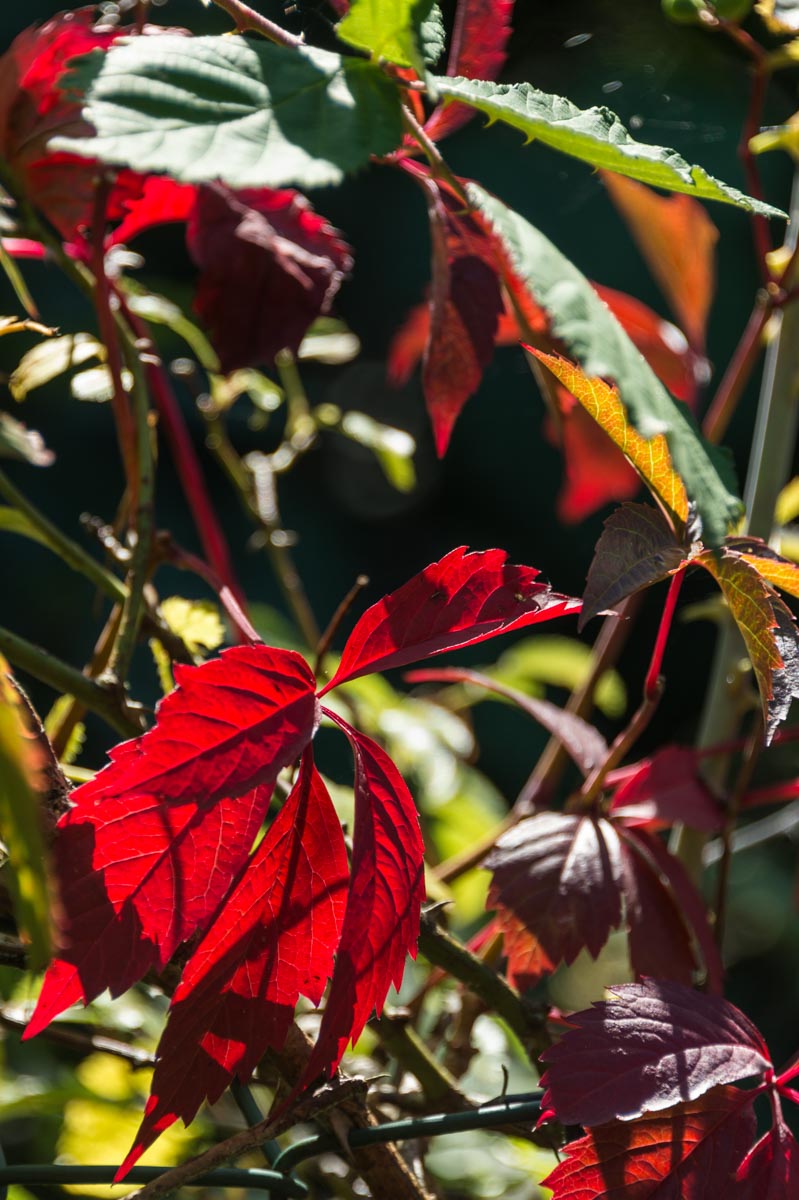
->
[581,502,685,631]
[404,665,608,775]
[117,749,349,1177]
[540,980,771,1127]
[620,830,698,986]
[485,812,625,987]
[320,547,580,693]
[299,715,426,1084]
[736,1118,799,1198]
[544,1086,756,1200]
[187,183,353,373]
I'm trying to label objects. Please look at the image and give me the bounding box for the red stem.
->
[702,295,769,444]
[644,569,686,701]
[121,299,248,624]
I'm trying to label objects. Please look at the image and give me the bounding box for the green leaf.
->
[0,658,50,968]
[54,36,403,190]
[466,182,743,546]
[435,78,785,217]
[9,333,104,402]
[338,0,443,73]
[159,596,225,656]
[0,412,53,466]
[0,506,52,550]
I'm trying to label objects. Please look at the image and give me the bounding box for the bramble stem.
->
[208,0,303,47]
[0,625,143,737]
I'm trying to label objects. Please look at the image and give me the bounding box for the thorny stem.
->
[0,624,143,737]
[208,0,304,48]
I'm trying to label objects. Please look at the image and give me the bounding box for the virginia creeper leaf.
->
[733,545,799,600]
[26,785,272,1036]
[485,812,626,987]
[118,749,349,1177]
[419,180,503,454]
[581,503,686,630]
[186,184,353,373]
[403,665,608,774]
[609,746,722,832]
[532,355,691,537]
[603,172,718,351]
[619,833,697,987]
[434,78,785,216]
[543,1087,757,1200]
[423,0,515,141]
[300,716,425,1083]
[337,0,440,73]
[736,1119,799,1198]
[0,660,51,968]
[697,549,799,742]
[320,547,580,694]
[465,182,741,545]
[54,36,404,189]
[540,980,771,1126]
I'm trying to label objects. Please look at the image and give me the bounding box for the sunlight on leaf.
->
[159,597,225,656]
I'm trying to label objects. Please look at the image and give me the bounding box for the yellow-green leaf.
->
[159,596,225,656]
[0,658,50,967]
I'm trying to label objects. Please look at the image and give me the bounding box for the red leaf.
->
[594,284,702,406]
[117,749,349,1177]
[485,812,626,988]
[603,172,718,353]
[186,183,353,373]
[423,1,515,142]
[736,1118,799,1198]
[540,980,771,1127]
[25,645,318,1035]
[320,547,579,693]
[547,397,643,525]
[544,1087,756,1200]
[610,746,723,832]
[300,716,425,1083]
[108,175,197,247]
[420,180,503,456]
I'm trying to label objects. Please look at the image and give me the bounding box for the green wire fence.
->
[0,1090,544,1198]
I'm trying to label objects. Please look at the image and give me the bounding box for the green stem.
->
[372,1013,468,1108]
[676,167,799,879]
[0,468,127,605]
[0,625,143,737]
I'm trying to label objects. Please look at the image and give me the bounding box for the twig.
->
[713,715,763,948]
[314,574,369,679]
[0,624,144,737]
[371,1012,469,1110]
[704,799,799,864]
[575,678,664,810]
[0,1010,155,1067]
[208,0,304,48]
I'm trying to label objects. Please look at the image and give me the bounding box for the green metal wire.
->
[0,1165,307,1197]
[230,1078,283,1164]
[272,1091,544,1173]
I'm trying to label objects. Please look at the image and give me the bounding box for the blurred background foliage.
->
[1,1,799,1196]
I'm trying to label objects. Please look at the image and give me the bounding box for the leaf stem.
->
[208,0,304,48]
[0,625,143,737]
[313,574,369,679]
[643,569,685,702]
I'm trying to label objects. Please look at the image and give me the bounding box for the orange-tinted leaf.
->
[603,172,718,352]
[737,551,799,600]
[544,1087,756,1200]
[697,549,799,742]
[528,349,690,533]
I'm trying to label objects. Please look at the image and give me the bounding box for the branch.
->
[208,0,304,47]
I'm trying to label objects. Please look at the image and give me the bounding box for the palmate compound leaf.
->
[485,814,715,992]
[466,182,742,547]
[319,546,581,693]
[580,503,687,630]
[540,980,771,1127]
[298,714,426,1086]
[736,1117,799,1198]
[25,645,319,1035]
[117,748,349,1177]
[53,35,404,190]
[543,1086,757,1200]
[697,549,799,743]
[422,0,515,142]
[433,77,785,217]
